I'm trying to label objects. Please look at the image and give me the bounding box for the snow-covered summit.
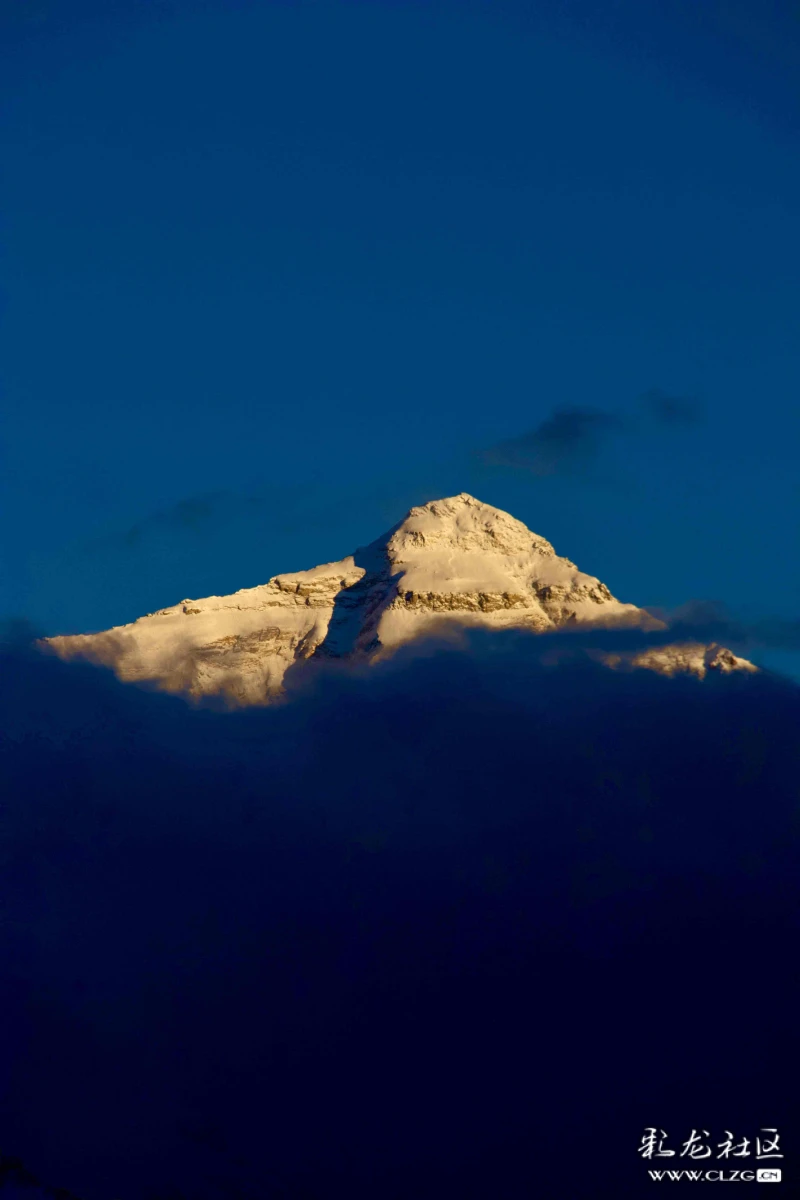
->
[39,493,756,707]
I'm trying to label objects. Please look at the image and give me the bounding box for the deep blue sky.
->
[1,0,798,671]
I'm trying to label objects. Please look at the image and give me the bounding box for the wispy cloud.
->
[646,599,800,653]
[477,386,702,480]
[478,407,627,477]
[638,387,702,425]
[68,481,413,575]
[121,491,233,548]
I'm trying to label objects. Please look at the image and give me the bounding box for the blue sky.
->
[1,0,798,673]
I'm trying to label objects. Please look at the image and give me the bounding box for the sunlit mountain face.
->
[39,493,755,708]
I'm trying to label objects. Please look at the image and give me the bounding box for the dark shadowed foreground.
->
[1,627,799,1199]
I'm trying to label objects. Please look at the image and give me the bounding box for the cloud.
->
[69,487,320,567]
[478,387,701,480]
[1,630,798,1198]
[643,599,800,653]
[478,407,627,476]
[639,387,702,425]
[0,1152,83,1199]
[88,482,401,559]
[121,490,231,548]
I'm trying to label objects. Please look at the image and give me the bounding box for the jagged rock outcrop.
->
[38,493,756,707]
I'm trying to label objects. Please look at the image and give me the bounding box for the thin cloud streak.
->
[639,387,703,425]
[478,386,701,480]
[478,407,627,477]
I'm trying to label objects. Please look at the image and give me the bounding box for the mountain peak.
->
[382,493,557,561]
[38,494,756,707]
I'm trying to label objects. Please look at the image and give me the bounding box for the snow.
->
[39,493,756,706]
